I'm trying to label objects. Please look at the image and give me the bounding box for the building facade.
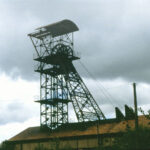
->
[7,115,150,150]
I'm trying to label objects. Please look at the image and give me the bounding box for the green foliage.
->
[0,141,14,150]
[112,127,150,150]
[95,127,150,150]
[138,107,150,120]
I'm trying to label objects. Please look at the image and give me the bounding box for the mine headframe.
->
[28,19,106,130]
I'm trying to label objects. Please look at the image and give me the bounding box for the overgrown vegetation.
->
[116,127,150,150]
[0,141,14,150]
[98,126,150,150]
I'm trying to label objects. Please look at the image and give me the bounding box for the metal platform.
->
[35,98,72,105]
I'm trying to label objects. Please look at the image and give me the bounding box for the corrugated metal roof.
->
[29,19,79,38]
[8,116,150,142]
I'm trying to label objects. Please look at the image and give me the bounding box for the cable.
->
[78,60,116,108]
[78,60,125,110]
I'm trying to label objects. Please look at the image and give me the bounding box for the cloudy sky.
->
[0,0,150,142]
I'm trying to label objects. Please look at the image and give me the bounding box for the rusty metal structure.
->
[28,19,105,130]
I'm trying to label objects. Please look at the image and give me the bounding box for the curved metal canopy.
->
[29,19,79,38]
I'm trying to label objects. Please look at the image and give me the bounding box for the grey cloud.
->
[82,78,150,117]
[75,17,150,82]
[0,0,150,83]
[0,101,39,125]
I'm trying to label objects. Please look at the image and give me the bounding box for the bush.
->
[0,141,14,150]
[112,126,150,150]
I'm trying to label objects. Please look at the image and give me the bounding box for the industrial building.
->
[6,20,150,150]
[7,113,150,150]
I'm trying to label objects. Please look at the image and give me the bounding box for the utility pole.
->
[97,119,100,149]
[133,82,138,130]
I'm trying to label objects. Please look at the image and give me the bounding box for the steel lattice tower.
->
[28,20,106,130]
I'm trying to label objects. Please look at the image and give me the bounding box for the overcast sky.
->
[0,0,150,142]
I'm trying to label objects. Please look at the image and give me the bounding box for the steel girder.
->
[29,28,105,130]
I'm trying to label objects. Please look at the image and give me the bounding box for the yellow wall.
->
[12,136,115,150]
[14,144,21,150]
